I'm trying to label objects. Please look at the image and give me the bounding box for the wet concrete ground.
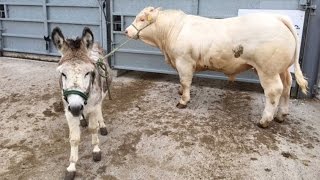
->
[0,57,319,180]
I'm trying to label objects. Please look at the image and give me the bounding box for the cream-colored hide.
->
[125,7,308,128]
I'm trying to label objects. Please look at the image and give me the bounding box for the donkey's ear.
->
[51,27,65,53]
[82,27,94,49]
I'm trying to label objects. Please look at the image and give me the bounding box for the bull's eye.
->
[140,18,145,22]
[61,73,67,78]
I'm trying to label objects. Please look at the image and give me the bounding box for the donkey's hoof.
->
[80,119,88,127]
[100,127,108,136]
[64,171,76,180]
[176,103,187,109]
[93,151,101,162]
[257,121,270,129]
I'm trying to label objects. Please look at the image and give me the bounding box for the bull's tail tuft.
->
[278,15,308,94]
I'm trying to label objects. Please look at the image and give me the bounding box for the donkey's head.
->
[52,27,96,117]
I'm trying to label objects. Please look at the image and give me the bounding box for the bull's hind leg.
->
[258,72,283,128]
[65,113,81,180]
[275,69,292,122]
[88,107,103,161]
[176,59,194,109]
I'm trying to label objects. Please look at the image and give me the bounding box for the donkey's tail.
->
[277,15,308,94]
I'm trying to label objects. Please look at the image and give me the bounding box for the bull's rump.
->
[174,13,296,74]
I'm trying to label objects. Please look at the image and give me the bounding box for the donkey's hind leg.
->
[96,104,108,136]
[88,108,102,162]
[80,114,88,127]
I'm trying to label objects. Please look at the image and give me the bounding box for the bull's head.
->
[125,6,160,39]
[52,27,96,117]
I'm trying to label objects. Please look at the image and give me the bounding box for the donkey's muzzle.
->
[68,104,83,117]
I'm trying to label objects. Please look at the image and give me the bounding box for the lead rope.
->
[96,22,153,100]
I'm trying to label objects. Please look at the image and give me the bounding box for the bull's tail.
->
[278,15,308,94]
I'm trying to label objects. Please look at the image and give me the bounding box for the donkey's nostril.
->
[68,105,83,117]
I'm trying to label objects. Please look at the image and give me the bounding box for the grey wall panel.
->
[48,7,100,23]
[0,0,42,4]
[7,5,43,19]
[0,0,107,56]
[113,0,196,15]
[198,0,300,18]
[2,21,43,35]
[4,37,44,52]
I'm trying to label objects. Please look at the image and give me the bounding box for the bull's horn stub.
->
[147,15,153,22]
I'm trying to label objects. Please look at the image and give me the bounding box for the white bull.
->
[125,7,308,128]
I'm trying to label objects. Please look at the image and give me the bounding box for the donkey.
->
[51,27,112,180]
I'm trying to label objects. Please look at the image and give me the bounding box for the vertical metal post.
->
[4,3,8,18]
[98,0,104,48]
[191,0,199,15]
[298,0,320,98]
[105,0,112,66]
[42,0,49,53]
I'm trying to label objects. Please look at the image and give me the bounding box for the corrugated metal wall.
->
[0,0,106,55]
[0,0,318,97]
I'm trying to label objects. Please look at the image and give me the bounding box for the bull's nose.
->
[68,104,83,117]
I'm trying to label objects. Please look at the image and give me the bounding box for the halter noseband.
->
[130,17,154,39]
[63,89,89,105]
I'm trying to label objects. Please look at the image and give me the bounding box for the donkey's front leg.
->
[88,108,102,161]
[65,113,81,180]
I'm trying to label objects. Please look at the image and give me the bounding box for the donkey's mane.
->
[66,37,82,50]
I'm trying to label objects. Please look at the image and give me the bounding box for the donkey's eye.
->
[61,73,67,78]
[85,72,91,77]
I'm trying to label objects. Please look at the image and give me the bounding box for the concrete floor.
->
[0,57,319,180]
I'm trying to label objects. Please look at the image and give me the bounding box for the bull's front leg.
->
[65,113,81,180]
[176,59,194,109]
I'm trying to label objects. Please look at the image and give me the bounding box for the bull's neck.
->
[141,11,184,51]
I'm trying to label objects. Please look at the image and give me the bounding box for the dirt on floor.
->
[0,57,319,180]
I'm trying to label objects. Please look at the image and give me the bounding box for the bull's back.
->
[175,13,296,74]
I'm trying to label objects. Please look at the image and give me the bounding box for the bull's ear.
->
[155,7,162,11]
[51,27,66,54]
[82,27,94,50]
[144,7,160,22]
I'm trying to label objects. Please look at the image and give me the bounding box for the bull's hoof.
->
[92,151,101,162]
[100,127,108,136]
[257,122,270,129]
[178,90,183,95]
[80,119,88,127]
[274,117,284,123]
[176,103,187,109]
[274,114,288,123]
[64,171,76,180]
